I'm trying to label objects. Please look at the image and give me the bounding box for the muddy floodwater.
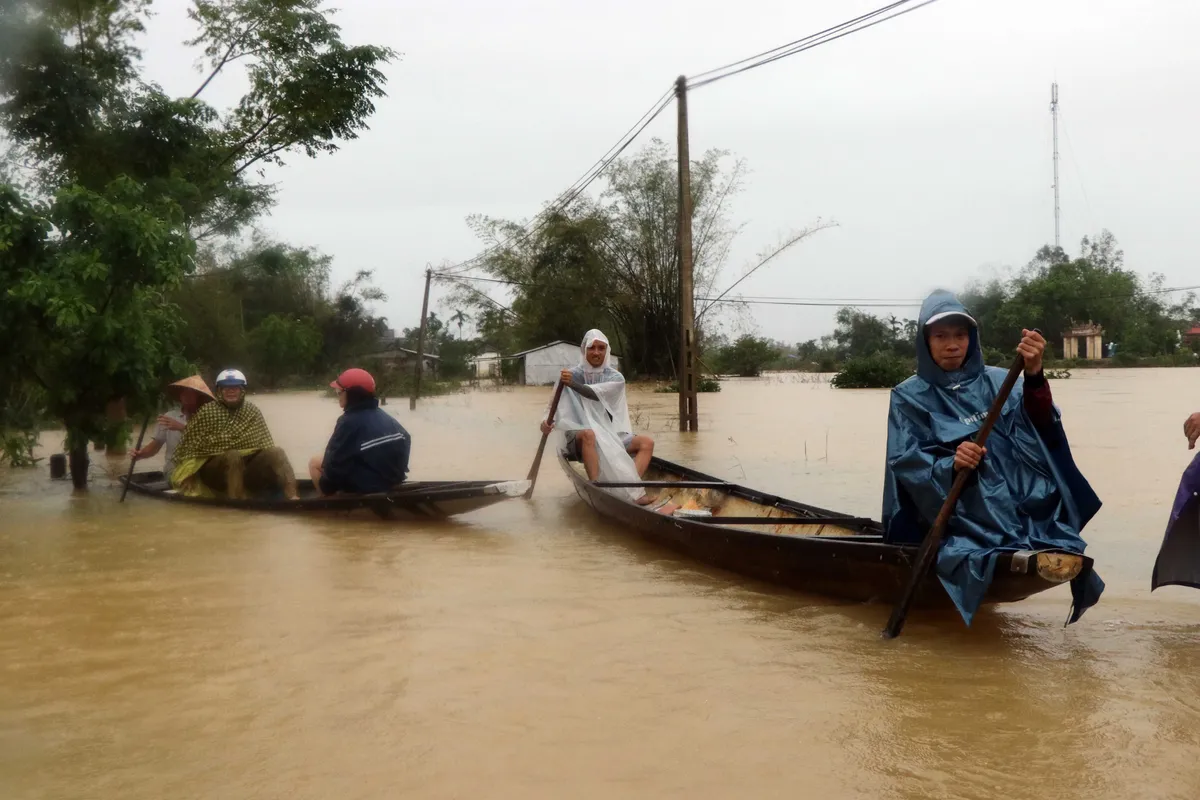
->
[2,369,1199,799]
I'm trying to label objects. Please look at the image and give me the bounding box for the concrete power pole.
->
[410,266,433,410]
[675,75,699,432]
[1051,83,1061,250]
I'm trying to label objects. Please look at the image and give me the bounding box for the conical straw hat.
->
[167,375,215,401]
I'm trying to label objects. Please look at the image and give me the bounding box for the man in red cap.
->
[308,367,411,495]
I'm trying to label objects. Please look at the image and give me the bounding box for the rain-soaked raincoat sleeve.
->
[548,374,642,503]
[885,398,959,530]
[1151,451,1200,591]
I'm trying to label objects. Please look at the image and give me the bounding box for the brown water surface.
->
[2,369,1198,799]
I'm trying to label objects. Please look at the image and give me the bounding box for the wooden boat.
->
[559,452,1092,609]
[121,471,530,521]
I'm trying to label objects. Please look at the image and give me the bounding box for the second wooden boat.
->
[121,471,530,521]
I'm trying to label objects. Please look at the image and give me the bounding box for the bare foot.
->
[635,493,658,506]
[655,502,681,516]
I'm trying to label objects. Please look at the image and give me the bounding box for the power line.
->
[690,0,911,82]
[436,86,675,278]
[434,2,944,283]
[688,0,943,91]
[702,297,920,308]
[433,2,943,282]
[437,274,923,304]
[437,274,516,317]
[1057,106,1095,238]
[440,272,1200,309]
[703,283,1200,308]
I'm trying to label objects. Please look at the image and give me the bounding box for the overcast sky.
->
[138,0,1200,344]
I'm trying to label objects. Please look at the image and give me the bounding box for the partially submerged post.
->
[410,267,433,410]
[675,75,699,432]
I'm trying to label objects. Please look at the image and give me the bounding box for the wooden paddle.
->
[523,381,566,499]
[882,352,1026,639]
[119,411,154,503]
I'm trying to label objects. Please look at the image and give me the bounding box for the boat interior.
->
[566,456,882,539]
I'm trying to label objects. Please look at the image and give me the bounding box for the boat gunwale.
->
[558,451,1095,573]
[121,471,526,513]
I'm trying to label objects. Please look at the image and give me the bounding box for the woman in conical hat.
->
[131,376,215,479]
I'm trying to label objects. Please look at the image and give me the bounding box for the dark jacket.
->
[318,395,410,495]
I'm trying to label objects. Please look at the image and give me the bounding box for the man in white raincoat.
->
[540,329,656,504]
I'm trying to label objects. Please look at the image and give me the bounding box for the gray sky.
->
[138,0,1200,344]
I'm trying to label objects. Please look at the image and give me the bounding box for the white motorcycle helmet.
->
[214,368,248,388]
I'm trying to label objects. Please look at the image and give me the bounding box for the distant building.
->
[511,341,620,385]
[1183,324,1200,346]
[1062,322,1104,361]
[468,351,502,379]
[362,330,439,373]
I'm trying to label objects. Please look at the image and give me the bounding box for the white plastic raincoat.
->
[545,329,642,502]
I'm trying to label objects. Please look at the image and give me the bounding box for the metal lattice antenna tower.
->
[1051,83,1061,250]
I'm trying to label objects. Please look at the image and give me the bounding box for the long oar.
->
[882,353,1025,639]
[523,382,566,499]
[119,411,154,503]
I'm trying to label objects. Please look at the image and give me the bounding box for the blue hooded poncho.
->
[882,290,1104,625]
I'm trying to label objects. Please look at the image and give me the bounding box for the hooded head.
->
[579,329,612,374]
[916,290,982,386]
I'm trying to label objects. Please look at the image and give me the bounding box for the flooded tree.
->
[0,0,395,487]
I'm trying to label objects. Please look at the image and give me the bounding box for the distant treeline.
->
[699,232,1200,386]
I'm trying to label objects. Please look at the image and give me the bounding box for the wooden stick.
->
[684,515,874,526]
[593,480,730,489]
[119,411,154,503]
[523,381,566,499]
[882,354,1025,639]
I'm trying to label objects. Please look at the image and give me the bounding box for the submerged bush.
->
[831,353,914,389]
[654,376,722,393]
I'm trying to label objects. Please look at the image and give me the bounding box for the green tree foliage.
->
[831,353,914,389]
[0,0,394,485]
[794,338,841,372]
[963,232,1194,358]
[712,335,781,377]
[0,0,395,236]
[450,139,829,378]
[449,308,470,339]
[0,383,48,467]
[319,270,390,371]
[173,236,389,380]
[823,231,1196,386]
[0,179,195,480]
[392,312,476,382]
[833,308,899,359]
[824,309,917,388]
[247,314,322,388]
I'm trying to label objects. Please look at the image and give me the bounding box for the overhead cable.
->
[688,0,942,91]
[436,87,675,278]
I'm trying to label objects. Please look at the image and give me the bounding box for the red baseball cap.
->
[331,368,376,394]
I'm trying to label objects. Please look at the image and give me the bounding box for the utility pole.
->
[410,267,432,410]
[675,75,699,432]
[1051,82,1061,251]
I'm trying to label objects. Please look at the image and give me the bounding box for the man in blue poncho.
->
[882,290,1105,625]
